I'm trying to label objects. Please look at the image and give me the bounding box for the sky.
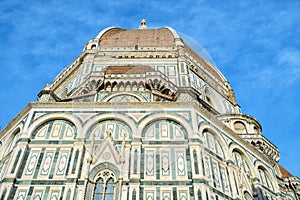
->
[0,1,299,177]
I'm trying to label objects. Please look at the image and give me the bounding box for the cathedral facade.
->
[0,20,299,200]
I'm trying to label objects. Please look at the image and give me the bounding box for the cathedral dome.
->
[91,25,229,89]
[50,21,238,113]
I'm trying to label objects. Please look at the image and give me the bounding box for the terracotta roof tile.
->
[102,65,155,74]
[100,28,175,47]
[278,164,293,178]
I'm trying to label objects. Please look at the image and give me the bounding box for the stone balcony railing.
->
[238,133,280,162]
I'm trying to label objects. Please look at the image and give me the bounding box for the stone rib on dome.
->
[183,42,226,84]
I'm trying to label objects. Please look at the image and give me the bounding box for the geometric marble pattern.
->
[41,152,54,175]
[25,152,39,175]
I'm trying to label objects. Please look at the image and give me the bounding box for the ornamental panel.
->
[162,191,171,200]
[51,122,62,138]
[212,161,221,189]
[32,191,43,200]
[50,191,60,200]
[41,152,54,176]
[16,191,27,200]
[179,191,188,200]
[145,191,155,200]
[146,151,155,176]
[220,167,230,193]
[161,151,170,176]
[176,152,185,176]
[25,151,40,176]
[56,152,69,175]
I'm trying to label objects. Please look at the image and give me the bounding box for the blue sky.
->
[0,1,299,177]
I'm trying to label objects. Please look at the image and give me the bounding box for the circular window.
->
[234,121,246,133]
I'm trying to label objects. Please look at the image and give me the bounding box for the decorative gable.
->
[91,131,124,166]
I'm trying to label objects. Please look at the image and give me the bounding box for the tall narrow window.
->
[94,178,104,199]
[106,178,114,200]
[197,190,202,200]
[132,190,137,200]
[72,149,79,174]
[1,187,7,200]
[205,191,209,200]
[133,149,138,174]
[258,167,274,191]
[11,149,22,174]
[193,150,199,174]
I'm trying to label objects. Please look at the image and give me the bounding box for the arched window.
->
[105,178,114,199]
[94,171,116,200]
[94,178,114,200]
[203,130,225,159]
[232,150,251,177]
[232,150,253,194]
[233,121,246,133]
[258,166,274,191]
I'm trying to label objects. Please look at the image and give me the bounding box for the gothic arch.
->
[27,113,82,138]
[85,162,121,200]
[138,113,193,139]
